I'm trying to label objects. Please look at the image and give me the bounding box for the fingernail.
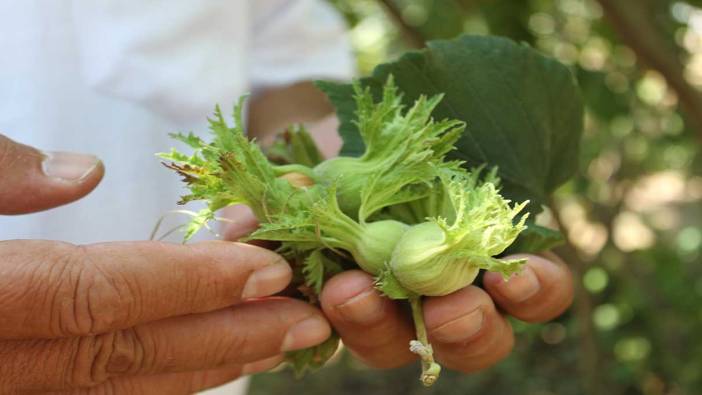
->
[281,316,331,352]
[493,266,540,303]
[335,288,385,325]
[431,308,484,343]
[241,263,291,299]
[42,151,100,182]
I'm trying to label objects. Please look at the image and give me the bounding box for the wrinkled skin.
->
[0,134,333,394]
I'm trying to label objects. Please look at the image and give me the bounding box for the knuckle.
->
[215,303,284,363]
[0,242,135,338]
[218,308,256,361]
[70,329,151,387]
[181,260,229,312]
[188,370,220,392]
[179,310,243,367]
[57,246,135,336]
[101,380,140,395]
[0,247,37,322]
[24,243,90,337]
[69,381,122,395]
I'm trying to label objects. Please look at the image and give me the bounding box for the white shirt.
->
[0,1,353,393]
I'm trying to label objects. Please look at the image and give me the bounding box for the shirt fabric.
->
[0,1,353,393]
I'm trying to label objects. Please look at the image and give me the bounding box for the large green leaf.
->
[317,34,583,215]
[505,223,564,255]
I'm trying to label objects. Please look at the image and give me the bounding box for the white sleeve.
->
[248,0,356,91]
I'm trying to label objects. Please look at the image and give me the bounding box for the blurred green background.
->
[250,1,702,394]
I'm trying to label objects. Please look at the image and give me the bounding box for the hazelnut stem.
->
[409,296,441,386]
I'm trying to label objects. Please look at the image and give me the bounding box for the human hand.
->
[222,205,573,374]
[319,253,573,372]
[0,135,331,394]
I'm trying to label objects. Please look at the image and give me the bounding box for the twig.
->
[597,0,702,141]
[377,0,426,49]
[549,198,601,395]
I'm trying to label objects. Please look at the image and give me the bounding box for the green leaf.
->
[302,249,326,294]
[168,132,206,149]
[286,333,340,377]
[317,34,584,215]
[287,124,325,167]
[183,208,215,241]
[505,223,565,254]
[265,124,325,167]
[248,213,317,243]
[300,249,345,294]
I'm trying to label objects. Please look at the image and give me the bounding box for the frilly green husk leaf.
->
[375,265,413,300]
[388,167,529,297]
[158,97,308,240]
[317,35,584,217]
[303,249,343,294]
[266,124,325,167]
[314,77,464,221]
[161,76,534,385]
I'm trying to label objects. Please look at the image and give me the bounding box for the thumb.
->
[0,134,104,215]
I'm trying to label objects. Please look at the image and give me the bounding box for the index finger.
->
[0,239,291,339]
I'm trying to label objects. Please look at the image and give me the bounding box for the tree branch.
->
[597,0,702,140]
[377,0,426,49]
[549,199,602,395]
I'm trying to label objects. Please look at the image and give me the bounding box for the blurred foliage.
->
[250,0,702,394]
